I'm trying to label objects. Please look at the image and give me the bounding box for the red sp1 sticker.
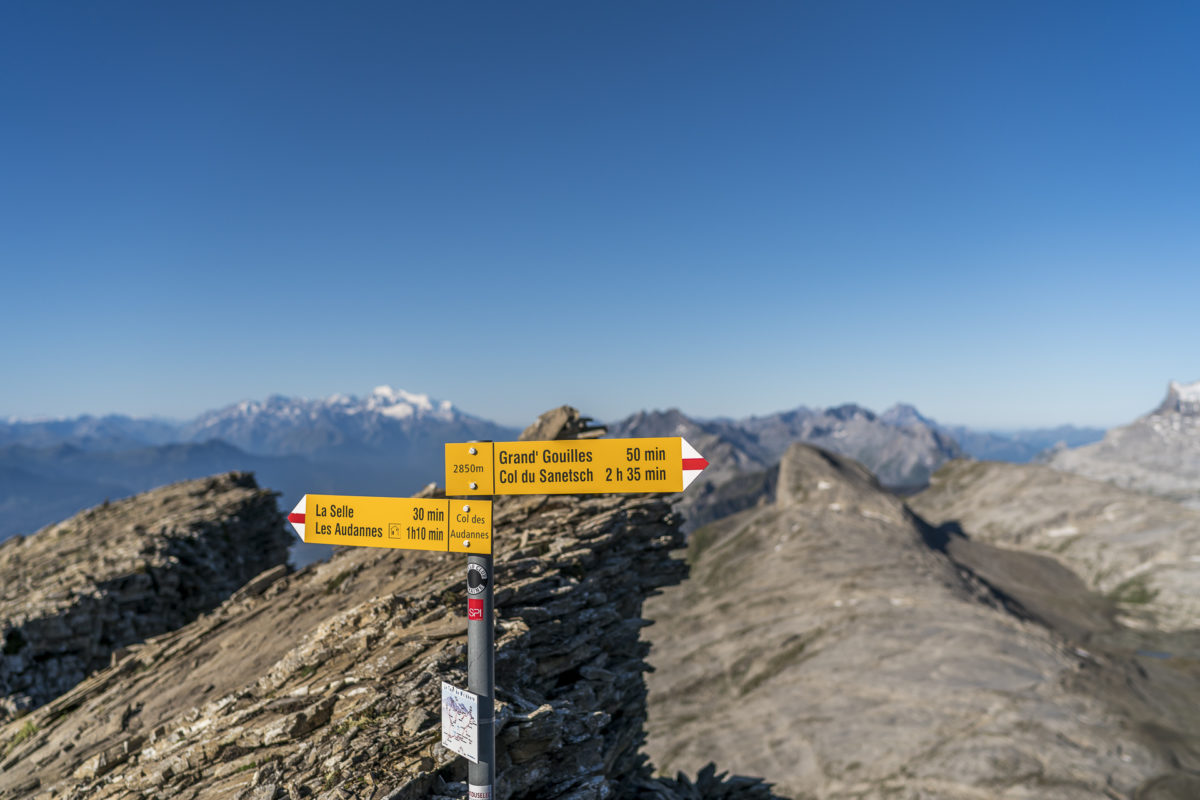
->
[468,598,484,620]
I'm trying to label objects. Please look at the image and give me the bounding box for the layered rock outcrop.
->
[0,473,290,720]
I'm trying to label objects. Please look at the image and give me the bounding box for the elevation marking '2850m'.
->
[445,437,708,496]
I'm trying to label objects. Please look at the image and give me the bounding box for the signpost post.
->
[466,516,494,800]
[285,436,709,800]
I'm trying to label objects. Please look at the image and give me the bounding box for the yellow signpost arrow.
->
[287,494,492,554]
[444,437,709,496]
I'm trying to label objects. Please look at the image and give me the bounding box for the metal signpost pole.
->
[466,500,495,800]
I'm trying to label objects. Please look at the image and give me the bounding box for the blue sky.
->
[2,2,1197,430]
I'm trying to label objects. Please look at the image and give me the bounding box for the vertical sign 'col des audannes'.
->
[445,437,709,496]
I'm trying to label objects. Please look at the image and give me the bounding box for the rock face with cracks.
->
[0,409,781,800]
[0,472,290,721]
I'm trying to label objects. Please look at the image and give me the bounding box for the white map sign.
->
[441,681,480,763]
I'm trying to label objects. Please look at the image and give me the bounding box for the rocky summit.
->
[643,443,1200,799]
[1050,379,1200,508]
[0,473,290,721]
[0,410,780,800]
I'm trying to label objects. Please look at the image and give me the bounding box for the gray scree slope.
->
[911,459,1200,632]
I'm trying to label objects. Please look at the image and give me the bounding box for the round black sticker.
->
[467,563,489,595]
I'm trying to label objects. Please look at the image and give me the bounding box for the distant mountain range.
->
[609,402,1103,531]
[179,387,504,457]
[3,387,507,458]
[0,387,518,543]
[0,441,311,541]
[0,415,180,451]
[879,404,1105,463]
[0,386,1106,544]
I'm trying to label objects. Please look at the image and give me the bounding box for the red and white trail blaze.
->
[680,438,709,490]
[287,497,307,541]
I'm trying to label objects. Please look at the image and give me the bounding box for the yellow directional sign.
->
[445,437,709,496]
[286,495,492,554]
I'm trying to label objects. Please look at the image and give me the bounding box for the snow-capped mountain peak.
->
[369,385,417,403]
[363,386,453,421]
[177,386,510,458]
[193,388,458,426]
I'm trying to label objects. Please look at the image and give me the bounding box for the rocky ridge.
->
[0,409,780,800]
[643,443,1200,799]
[0,473,290,721]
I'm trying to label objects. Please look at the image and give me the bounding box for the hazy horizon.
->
[1,380,1151,433]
